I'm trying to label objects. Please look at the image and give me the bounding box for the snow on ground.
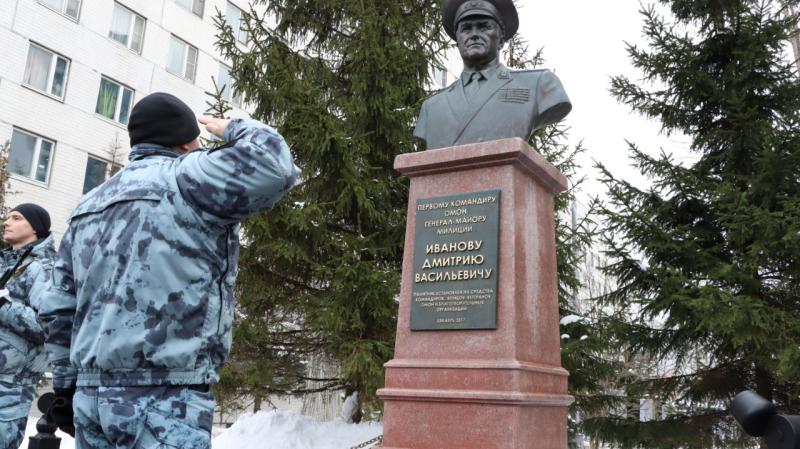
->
[213,410,383,449]
[21,409,382,449]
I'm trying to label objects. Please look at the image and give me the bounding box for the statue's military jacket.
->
[0,235,55,420]
[414,65,572,150]
[40,119,300,389]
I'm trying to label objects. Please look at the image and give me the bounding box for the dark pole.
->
[28,393,61,449]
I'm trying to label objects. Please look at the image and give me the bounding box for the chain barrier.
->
[348,434,383,449]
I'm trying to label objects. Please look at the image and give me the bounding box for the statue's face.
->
[456,16,503,68]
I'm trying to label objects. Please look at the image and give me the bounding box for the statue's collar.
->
[461,63,503,85]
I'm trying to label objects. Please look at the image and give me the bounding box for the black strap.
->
[206,136,244,154]
[0,246,33,289]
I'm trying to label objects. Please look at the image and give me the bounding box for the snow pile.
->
[340,392,358,423]
[22,408,382,449]
[560,314,585,326]
[213,409,383,449]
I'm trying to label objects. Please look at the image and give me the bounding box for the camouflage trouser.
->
[0,417,27,449]
[0,416,28,449]
[0,381,35,449]
[73,386,214,449]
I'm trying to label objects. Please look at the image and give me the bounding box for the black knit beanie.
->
[10,203,51,238]
[128,92,201,148]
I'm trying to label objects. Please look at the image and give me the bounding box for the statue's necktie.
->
[465,72,485,102]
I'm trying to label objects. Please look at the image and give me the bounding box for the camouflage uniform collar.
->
[29,235,55,258]
[1,242,31,267]
[1,235,54,260]
[129,144,182,162]
[2,242,33,259]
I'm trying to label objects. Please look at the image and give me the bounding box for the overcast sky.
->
[513,0,696,202]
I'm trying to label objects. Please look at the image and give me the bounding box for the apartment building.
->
[0,0,258,241]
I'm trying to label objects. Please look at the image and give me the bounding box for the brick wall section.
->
[0,0,260,243]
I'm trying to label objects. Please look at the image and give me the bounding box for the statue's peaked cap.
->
[442,0,519,41]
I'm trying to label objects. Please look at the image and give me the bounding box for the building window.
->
[9,129,54,183]
[226,2,248,44]
[95,77,134,125]
[217,64,243,108]
[39,0,81,20]
[174,0,204,18]
[82,156,118,193]
[167,36,198,83]
[109,3,146,54]
[23,43,70,99]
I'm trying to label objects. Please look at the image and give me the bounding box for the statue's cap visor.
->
[443,0,519,41]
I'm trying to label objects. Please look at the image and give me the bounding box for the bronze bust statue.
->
[414,0,572,150]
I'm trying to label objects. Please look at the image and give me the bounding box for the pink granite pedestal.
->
[377,138,572,449]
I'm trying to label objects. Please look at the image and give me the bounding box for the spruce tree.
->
[504,30,617,449]
[212,1,447,419]
[0,140,12,251]
[0,141,12,216]
[589,1,800,447]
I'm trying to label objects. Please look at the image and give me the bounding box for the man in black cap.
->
[414,0,572,150]
[39,92,299,448]
[0,203,56,449]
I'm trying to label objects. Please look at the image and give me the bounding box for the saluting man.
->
[39,93,300,448]
[414,0,572,150]
[0,204,56,449]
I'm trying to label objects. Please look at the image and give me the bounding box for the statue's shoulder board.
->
[507,68,550,78]
[505,68,553,88]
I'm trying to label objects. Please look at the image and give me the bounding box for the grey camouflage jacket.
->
[0,235,55,386]
[40,119,299,389]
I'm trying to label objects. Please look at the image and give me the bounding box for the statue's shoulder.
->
[510,68,550,73]
[424,81,459,102]
[506,68,557,88]
[507,68,552,78]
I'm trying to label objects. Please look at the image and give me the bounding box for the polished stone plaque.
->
[410,189,500,330]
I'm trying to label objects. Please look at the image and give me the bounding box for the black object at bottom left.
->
[28,393,61,449]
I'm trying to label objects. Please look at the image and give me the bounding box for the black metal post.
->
[731,390,800,449]
[27,393,61,449]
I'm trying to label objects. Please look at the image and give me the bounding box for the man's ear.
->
[175,138,201,154]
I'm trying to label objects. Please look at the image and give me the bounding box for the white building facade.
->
[0,0,256,241]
